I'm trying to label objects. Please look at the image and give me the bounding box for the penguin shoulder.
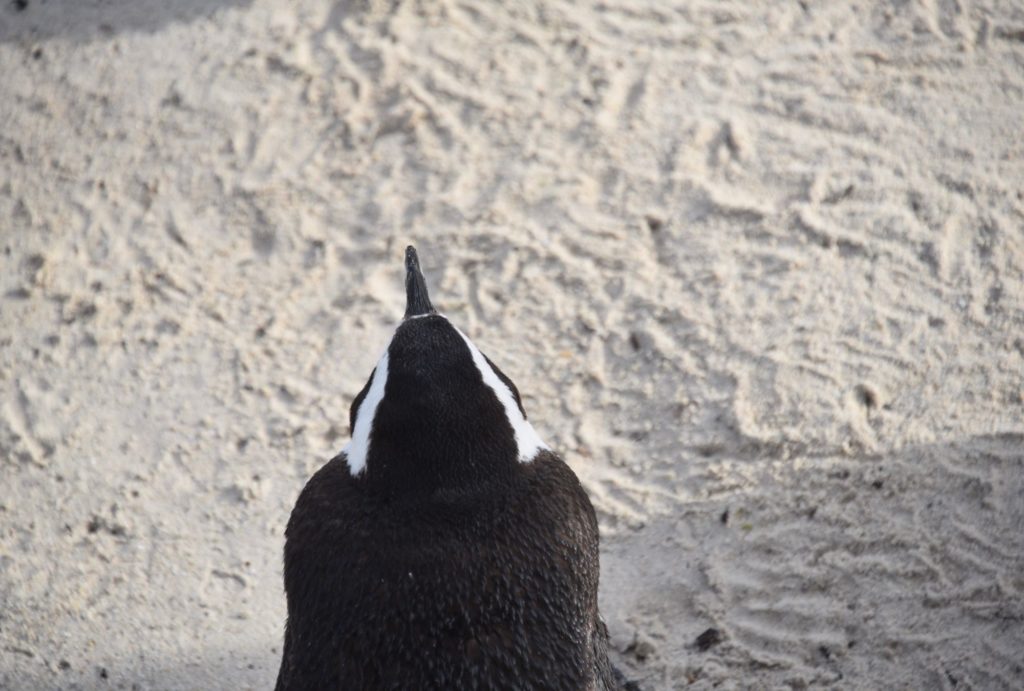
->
[282,453,372,581]
[520,450,600,536]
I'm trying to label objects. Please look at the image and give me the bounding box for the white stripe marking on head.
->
[453,326,549,463]
[342,350,389,475]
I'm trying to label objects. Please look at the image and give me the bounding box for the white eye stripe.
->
[343,351,389,475]
[452,326,548,464]
[342,316,548,477]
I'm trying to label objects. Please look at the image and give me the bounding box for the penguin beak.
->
[404,245,436,319]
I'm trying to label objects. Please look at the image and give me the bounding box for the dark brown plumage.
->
[275,247,630,690]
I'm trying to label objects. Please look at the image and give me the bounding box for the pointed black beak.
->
[404,245,435,318]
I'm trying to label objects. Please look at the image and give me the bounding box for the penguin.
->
[276,246,631,690]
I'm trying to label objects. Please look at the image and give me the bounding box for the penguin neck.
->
[365,426,521,500]
[349,316,531,500]
[361,377,523,499]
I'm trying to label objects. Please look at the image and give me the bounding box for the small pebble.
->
[695,627,722,652]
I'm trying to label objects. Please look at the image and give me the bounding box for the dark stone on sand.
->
[695,627,722,652]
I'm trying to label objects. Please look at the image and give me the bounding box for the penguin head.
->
[343,246,547,497]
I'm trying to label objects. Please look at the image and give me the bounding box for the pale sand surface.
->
[2,1,1024,689]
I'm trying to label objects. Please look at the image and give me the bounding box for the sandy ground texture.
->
[2,0,1024,689]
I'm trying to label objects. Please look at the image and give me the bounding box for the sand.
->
[2,0,1023,689]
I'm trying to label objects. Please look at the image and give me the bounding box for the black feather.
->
[276,249,631,690]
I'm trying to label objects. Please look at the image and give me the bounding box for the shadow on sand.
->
[0,0,255,44]
[1,641,280,691]
[600,433,1024,688]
